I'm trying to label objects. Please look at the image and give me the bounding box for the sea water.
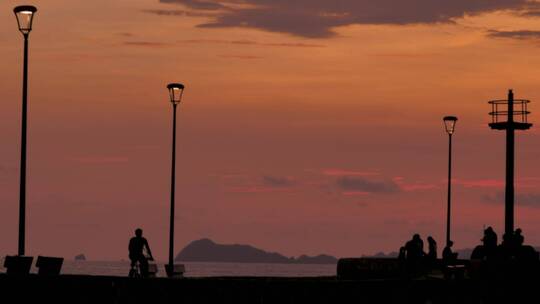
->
[1,259,337,278]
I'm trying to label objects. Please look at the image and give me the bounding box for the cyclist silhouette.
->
[128,228,154,277]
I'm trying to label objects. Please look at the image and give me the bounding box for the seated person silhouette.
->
[442,241,458,264]
[514,228,524,247]
[482,226,498,249]
[398,246,406,260]
[129,228,154,277]
[427,236,437,261]
[471,226,498,260]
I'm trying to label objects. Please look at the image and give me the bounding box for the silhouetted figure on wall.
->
[510,228,539,266]
[129,228,154,277]
[478,226,498,260]
[417,235,425,256]
[500,229,526,260]
[403,234,426,275]
[405,234,425,261]
[482,226,498,249]
[442,241,458,264]
[398,246,406,260]
[514,228,524,247]
[501,232,513,246]
[500,232,516,260]
[470,226,540,279]
[427,236,437,261]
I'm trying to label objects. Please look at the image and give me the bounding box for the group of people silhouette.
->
[396,227,539,277]
[399,234,458,265]
[471,226,537,263]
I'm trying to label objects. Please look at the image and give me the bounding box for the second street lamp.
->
[443,116,457,247]
[14,5,37,257]
[166,83,185,277]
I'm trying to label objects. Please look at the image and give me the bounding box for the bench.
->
[148,263,158,278]
[3,256,33,275]
[444,264,466,279]
[36,256,64,275]
[165,264,185,278]
[337,258,403,280]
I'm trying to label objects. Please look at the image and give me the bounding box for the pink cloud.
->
[401,184,439,192]
[452,178,540,189]
[393,177,439,192]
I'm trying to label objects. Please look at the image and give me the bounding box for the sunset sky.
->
[3,0,540,261]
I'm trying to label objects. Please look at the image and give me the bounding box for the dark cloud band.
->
[156,0,529,37]
[336,176,400,194]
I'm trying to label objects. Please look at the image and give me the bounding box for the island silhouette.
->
[175,238,338,264]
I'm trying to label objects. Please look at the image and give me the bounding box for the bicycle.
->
[128,260,142,278]
[128,254,154,278]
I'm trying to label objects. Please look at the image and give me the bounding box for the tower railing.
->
[488,99,531,130]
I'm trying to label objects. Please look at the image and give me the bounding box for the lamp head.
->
[14,5,37,35]
[167,83,185,105]
[443,116,458,135]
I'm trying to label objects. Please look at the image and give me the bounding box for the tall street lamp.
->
[443,116,457,247]
[14,5,37,257]
[166,83,185,277]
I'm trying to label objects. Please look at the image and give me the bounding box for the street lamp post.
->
[166,83,185,277]
[443,116,457,247]
[14,5,37,257]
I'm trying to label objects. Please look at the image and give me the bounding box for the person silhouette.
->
[515,228,524,247]
[405,234,425,261]
[427,236,437,260]
[129,228,154,277]
[442,240,458,264]
[398,246,406,260]
[482,226,498,249]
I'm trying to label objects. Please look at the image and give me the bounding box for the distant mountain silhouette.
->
[362,251,400,258]
[175,238,338,264]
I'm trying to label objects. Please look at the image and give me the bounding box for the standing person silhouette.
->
[427,236,437,260]
[129,228,154,277]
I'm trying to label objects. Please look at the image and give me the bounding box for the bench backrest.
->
[148,263,158,277]
[36,256,64,275]
[165,264,185,278]
[3,255,33,275]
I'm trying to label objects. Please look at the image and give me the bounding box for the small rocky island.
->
[74,254,86,261]
[175,238,338,264]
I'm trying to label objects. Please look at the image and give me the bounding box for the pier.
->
[0,272,538,304]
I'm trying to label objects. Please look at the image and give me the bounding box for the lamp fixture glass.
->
[167,83,185,105]
[443,116,458,135]
[14,6,37,35]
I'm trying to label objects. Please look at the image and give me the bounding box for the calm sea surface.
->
[1,260,337,278]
